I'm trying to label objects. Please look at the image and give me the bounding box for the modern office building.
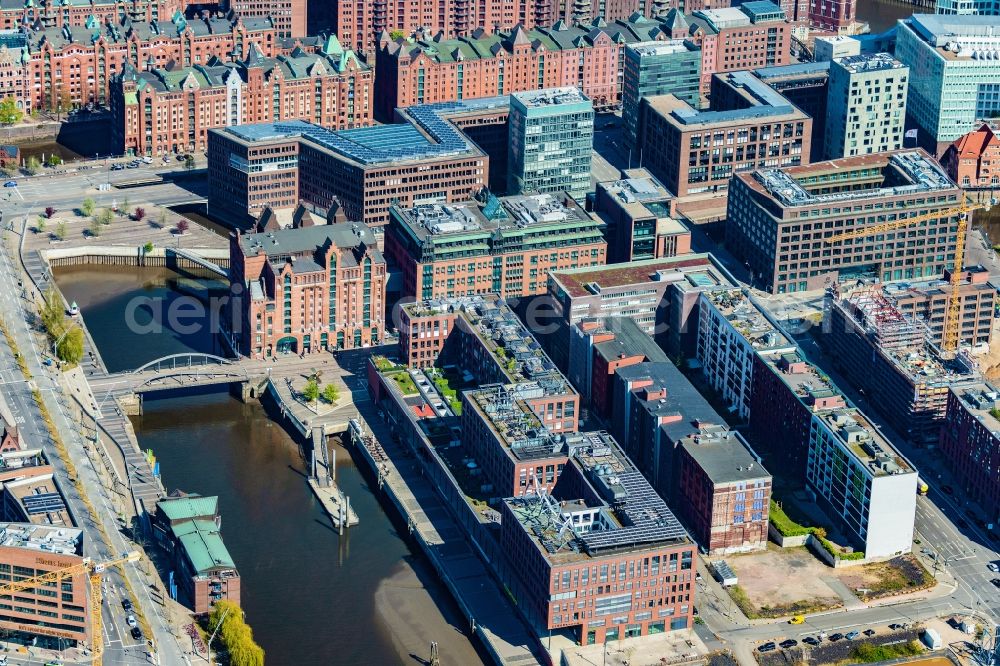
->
[548,254,735,366]
[0,524,88,648]
[153,495,241,614]
[592,169,690,262]
[726,150,963,294]
[675,430,771,555]
[823,287,980,444]
[640,71,811,197]
[813,35,861,61]
[934,0,1000,16]
[386,191,606,301]
[896,14,1000,155]
[374,17,670,120]
[622,40,702,150]
[686,3,791,95]
[824,53,908,160]
[940,384,1000,526]
[228,221,387,357]
[883,266,996,349]
[1,471,72,527]
[807,408,916,558]
[695,288,796,420]
[499,432,697,645]
[207,105,489,228]
[508,88,593,200]
[111,41,373,156]
[941,123,1000,188]
[752,61,830,162]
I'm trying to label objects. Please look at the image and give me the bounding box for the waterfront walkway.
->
[349,409,543,666]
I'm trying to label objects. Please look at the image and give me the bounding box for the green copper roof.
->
[158,495,219,521]
[172,519,236,573]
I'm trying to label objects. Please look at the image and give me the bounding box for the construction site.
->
[821,285,980,445]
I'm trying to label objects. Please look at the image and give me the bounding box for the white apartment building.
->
[824,53,908,159]
[808,409,917,559]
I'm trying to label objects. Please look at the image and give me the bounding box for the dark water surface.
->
[52,265,461,665]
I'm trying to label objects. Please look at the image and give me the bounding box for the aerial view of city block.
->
[0,0,998,664]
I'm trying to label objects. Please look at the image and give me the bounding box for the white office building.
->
[897,14,1000,152]
[808,409,917,559]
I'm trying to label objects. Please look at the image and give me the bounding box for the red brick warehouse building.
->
[19,12,278,111]
[229,221,387,356]
[374,16,675,120]
[111,39,372,156]
[0,0,180,30]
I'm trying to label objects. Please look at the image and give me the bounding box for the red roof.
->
[950,123,1000,160]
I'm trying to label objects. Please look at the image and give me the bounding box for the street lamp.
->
[206,604,231,666]
[52,319,79,361]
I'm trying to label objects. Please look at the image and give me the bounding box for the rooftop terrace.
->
[816,408,914,477]
[505,432,690,561]
[704,288,792,351]
[952,383,1000,435]
[758,349,844,407]
[833,52,906,74]
[550,254,727,298]
[469,384,564,462]
[751,151,955,207]
[0,523,82,557]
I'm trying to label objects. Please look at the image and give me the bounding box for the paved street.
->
[0,234,186,665]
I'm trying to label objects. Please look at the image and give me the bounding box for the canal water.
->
[52,265,485,666]
[856,0,913,33]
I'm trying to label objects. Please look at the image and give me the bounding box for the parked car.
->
[829,633,844,642]
[988,562,999,572]
[863,629,876,637]
[802,637,820,646]
[779,639,798,649]
[130,626,142,640]
[889,623,903,630]
[126,614,137,628]
[942,485,954,495]
[3,180,16,187]
[846,631,860,640]
[789,616,805,625]
[122,598,133,611]
[111,163,125,170]
[991,578,1000,588]
[757,642,776,653]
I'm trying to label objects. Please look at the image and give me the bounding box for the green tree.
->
[143,241,154,253]
[89,218,102,237]
[80,197,95,217]
[45,154,62,167]
[24,156,40,175]
[97,208,114,226]
[36,216,46,233]
[55,221,67,241]
[120,196,129,215]
[55,327,84,364]
[321,383,339,404]
[302,379,320,404]
[389,29,406,40]
[183,155,195,170]
[207,601,264,666]
[157,209,168,228]
[0,97,23,126]
[40,286,64,334]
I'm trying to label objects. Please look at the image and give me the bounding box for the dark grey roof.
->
[239,222,379,258]
[681,432,770,484]
[594,317,669,364]
[616,361,724,442]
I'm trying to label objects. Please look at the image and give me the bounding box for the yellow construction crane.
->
[825,197,986,353]
[0,551,141,664]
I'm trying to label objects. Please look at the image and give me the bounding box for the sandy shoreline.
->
[374,557,487,666]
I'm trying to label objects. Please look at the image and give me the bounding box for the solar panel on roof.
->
[23,493,66,515]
